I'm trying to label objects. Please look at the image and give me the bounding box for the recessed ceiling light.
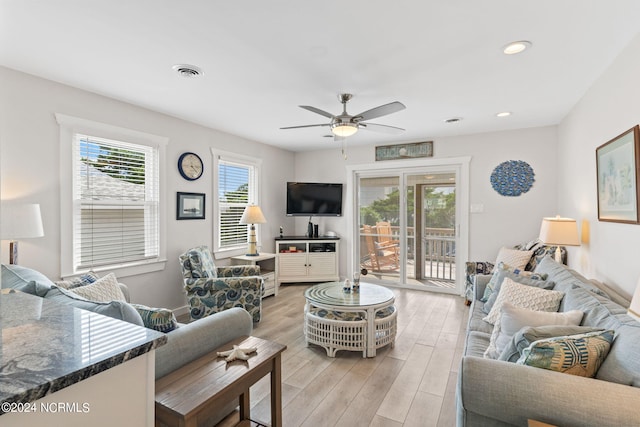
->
[503,41,532,55]
[172,64,203,78]
[444,117,463,124]
[496,111,512,117]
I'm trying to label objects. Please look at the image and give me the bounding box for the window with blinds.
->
[73,134,159,270]
[217,158,256,250]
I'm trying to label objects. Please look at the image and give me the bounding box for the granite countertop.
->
[0,289,167,413]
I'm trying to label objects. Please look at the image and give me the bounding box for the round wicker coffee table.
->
[303,281,397,358]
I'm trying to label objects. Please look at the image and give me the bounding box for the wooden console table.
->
[155,336,286,427]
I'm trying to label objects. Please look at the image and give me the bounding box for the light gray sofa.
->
[0,264,253,380]
[457,256,640,427]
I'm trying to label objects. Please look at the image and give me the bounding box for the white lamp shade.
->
[1,203,44,239]
[628,278,640,322]
[538,216,580,246]
[239,205,267,225]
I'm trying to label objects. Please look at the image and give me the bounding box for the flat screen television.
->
[286,182,343,216]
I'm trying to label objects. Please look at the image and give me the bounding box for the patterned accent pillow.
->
[69,273,126,302]
[516,330,615,377]
[131,304,178,333]
[54,271,100,289]
[482,262,549,303]
[494,247,534,270]
[519,238,545,252]
[499,325,604,363]
[483,277,564,325]
[483,271,553,314]
[484,301,583,359]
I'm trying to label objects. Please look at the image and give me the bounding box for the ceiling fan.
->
[280,93,406,138]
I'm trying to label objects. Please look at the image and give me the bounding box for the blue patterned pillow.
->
[482,263,551,312]
[516,330,615,377]
[131,304,178,333]
[54,271,100,289]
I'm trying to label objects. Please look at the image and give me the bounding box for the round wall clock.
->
[490,160,535,197]
[178,152,204,181]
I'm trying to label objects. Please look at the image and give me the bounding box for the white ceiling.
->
[2,1,639,152]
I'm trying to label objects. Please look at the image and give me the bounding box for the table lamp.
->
[1,203,44,264]
[239,205,266,256]
[538,216,580,263]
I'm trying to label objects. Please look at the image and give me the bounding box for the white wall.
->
[0,66,296,310]
[558,32,640,297]
[294,125,559,278]
[0,65,565,307]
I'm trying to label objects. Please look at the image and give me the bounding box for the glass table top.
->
[304,281,394,307]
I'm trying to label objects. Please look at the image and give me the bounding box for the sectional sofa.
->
[457,256,640,426]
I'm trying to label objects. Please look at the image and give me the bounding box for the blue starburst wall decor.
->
[490,160,535,197]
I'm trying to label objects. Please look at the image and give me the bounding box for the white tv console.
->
[275,237,340,285]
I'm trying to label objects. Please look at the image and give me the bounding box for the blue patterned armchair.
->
[179,246,264,322]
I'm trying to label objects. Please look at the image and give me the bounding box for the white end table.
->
[230,253,278,297]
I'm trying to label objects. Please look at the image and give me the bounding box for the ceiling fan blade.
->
[280,123,330,130]
[355,101,406,121]
[359,122,405,135]
[299,105,335,119]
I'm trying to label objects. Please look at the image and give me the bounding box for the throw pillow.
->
[54,271,100,289]
[483,277,564,325]
[499,325,604,363]
[1,264,55,297]
[484,302,583,359]
[131,304,178,333]
[482,266,551,313]
[494,247,534,271]
[69,273,126,302]
[516,330,616,377]
[45,286,144,326]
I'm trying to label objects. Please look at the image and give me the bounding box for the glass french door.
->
[355,167,462,293]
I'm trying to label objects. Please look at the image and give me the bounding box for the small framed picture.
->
[177,192,205,220]
[596,126,640,223]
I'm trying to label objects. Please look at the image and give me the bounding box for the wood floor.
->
[216,283,469,427]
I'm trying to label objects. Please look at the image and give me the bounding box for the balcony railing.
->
[360,226,455,282]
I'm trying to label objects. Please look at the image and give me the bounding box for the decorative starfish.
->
[217,345,257,362]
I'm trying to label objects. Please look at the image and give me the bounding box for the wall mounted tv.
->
[286,182,343,216]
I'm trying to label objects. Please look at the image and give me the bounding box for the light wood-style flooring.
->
[217,283,469,427]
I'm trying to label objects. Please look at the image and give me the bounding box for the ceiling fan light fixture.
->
[331,122,358,137]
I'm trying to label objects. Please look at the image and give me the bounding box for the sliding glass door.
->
[353,161,467,294]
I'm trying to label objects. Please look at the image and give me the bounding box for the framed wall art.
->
[177,192,205,220]
[596,125,640,223]
[375,141,433,161]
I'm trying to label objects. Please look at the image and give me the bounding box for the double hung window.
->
[74,135,159,269]
[57,114,167,277]
[213,152,260,256]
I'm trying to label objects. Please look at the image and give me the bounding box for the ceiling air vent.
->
[172,64,203,78]
[444,117,463,124]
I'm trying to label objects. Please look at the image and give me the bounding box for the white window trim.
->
[211,148,262,259]
[56,113,168,278]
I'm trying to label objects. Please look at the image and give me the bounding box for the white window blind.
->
[73,134,159,270]
[218,159,253,249]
